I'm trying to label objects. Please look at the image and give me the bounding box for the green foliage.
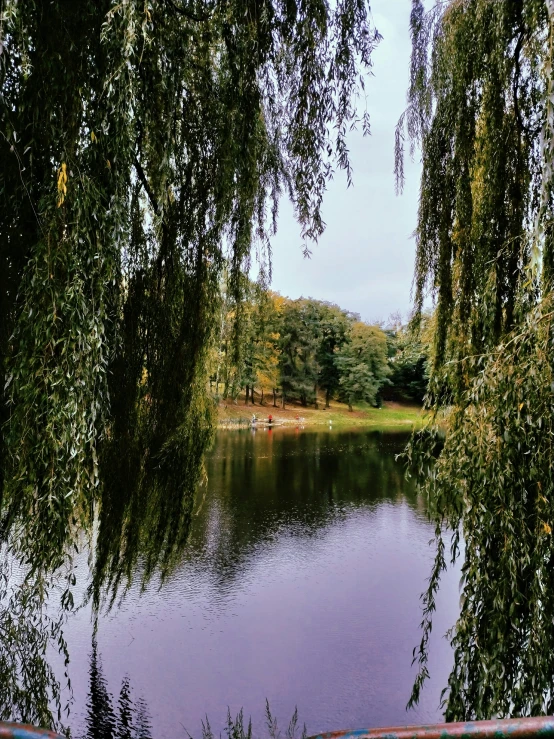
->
[386,313,432,403]
[212,282,402,411]
[275,296,357,408]
[0,0,379,597]
[201,702,306,739]
[397,0,554,721]
[211,281,283,403]
[0,4,380,727]
[335,322,390,410]
[397,0,547,366]
[278,299,323,406]
[407,301,554,720]
[0,561,71,734]
[315,302,355,407]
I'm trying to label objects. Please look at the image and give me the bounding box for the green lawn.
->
[217,397,425,429]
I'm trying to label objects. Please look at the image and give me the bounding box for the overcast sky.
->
[262,0,421,324]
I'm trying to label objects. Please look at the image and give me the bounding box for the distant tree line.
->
[210,281,432,410]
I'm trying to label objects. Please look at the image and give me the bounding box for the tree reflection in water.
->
[0,561,70,731]
[0,429,432,734]
[85,638,152,739]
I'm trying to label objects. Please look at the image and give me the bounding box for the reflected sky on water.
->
[64,428,459,739]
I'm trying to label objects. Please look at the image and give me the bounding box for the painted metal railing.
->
[0,725,63,739]
[308,717,554,739]
[3,715,554,739]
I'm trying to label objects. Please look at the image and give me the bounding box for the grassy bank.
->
[217,396,424,429]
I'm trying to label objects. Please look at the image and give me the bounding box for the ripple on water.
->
[63,429,458,739]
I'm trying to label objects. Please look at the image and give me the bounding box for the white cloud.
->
[263,0,422,320]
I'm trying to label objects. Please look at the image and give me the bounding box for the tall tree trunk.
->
[245,385,249,405]
[260,388,264,405]
[251,386,255,404]
[273,388,277,407]
[325,389,331,408]
[281,392,286,409]
[314,381,319,409]
[214,311,226,398]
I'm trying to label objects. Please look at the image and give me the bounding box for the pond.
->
[63,428,460,739]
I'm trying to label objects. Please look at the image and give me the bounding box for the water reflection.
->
[185,430,426,586]
[63,429,457,738]
[0,562,70,732]
[0,429,459,736]
[84,638,153,739]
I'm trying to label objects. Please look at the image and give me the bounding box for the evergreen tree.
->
[386,312,432,403]
[117,678,134,739]
[315,302,354,407]
[335,322,390,410]
[85,639,153,739]
[278,299,321,407]
[250,290,283,406]
[134,699,153,739]
[86,639,116,739]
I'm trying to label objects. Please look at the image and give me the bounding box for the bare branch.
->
[133,156,159,215]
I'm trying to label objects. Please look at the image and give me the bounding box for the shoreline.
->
[217,399,425,430]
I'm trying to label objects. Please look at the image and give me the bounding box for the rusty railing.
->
[0,724,64,739]
[4,714,554,739]
[308,717,554,739]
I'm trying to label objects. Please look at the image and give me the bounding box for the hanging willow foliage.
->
[0,1,379,599]
[397,0,554,721]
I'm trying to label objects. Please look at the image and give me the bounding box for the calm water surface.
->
[65,428,459,738]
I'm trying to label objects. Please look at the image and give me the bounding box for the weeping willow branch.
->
[0,0,380,608]
[397,0,554,721]
[133,156,159,215]
[163,0,213,22]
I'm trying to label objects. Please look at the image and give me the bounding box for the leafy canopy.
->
[0,1,379,725]
[397,0,554,721]
[0,0,379,592]
[335,321,390,410]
